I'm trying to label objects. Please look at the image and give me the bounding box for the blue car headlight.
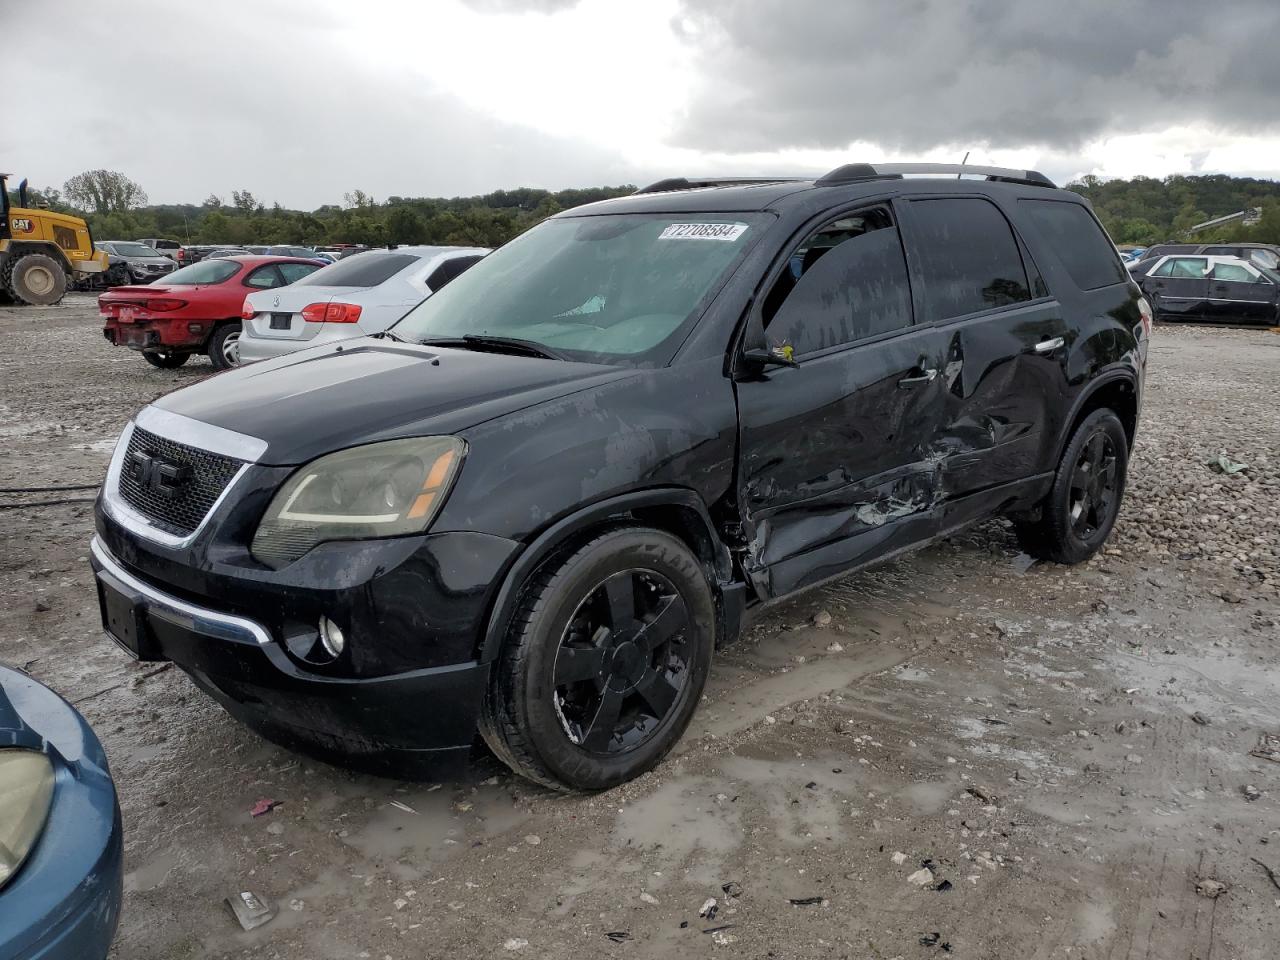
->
[0,749,55,891]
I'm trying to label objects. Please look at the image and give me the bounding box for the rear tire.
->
[8,253,67,305]
[480,527,715,791]
[143,350,190,369]
[207,322,242,370]
[1014,409,1128,564]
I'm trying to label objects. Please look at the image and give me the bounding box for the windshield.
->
[161,260,241,285]
[114,242,166,258]
[393,213,763,363]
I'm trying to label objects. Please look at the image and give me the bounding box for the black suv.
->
[90,163,1149,791]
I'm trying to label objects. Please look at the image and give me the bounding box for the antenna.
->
[957,151,969,179]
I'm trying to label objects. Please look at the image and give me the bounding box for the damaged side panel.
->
[733,324,947,599]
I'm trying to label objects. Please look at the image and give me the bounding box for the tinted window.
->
[426,255,483,292]
[278,262,320,284]
[1020,200,1126,290]
[1210,262,1255,282]
[1250,249,1279,270]
[1202,246,1237,256]
[244,265,282,288]
[909,198,1031,319]
[1152,257,1208,279]
[294,252,419,288]
[162,260,241,284]
[762,206,913,354]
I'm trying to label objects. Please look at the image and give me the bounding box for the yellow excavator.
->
[1,173,108,304]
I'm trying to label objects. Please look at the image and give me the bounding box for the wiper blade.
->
[372,329,404,342]
[419,334,567,361]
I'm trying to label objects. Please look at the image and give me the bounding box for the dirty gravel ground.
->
[2,294,1278,960]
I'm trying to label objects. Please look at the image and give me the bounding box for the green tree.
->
[63,169,148,214]
[386,207,427,244]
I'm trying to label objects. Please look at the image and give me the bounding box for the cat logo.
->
[10,218,33,233]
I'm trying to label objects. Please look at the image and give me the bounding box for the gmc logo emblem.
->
[129,451,191,499]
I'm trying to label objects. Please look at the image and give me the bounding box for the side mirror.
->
[742,345,799,369]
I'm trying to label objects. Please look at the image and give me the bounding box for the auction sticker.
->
[659,222,748,241]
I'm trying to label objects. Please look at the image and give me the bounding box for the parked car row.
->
[99,246,488,369]
[1135,253,1280,325]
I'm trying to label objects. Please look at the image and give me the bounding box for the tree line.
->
[1066,173,1280,246]
[10,169,634,249]
[9,168,1280,250]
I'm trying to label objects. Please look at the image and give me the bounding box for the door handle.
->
[897,368,938,388]
[1034,336,1065,354]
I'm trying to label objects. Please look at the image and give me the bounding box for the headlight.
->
[0,750,55,891]
[251,437,464,568]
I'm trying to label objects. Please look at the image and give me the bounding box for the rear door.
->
[735,202,948,597]
[1206,259,1276,323]
[1144,257,1209,319]
[897,195,1068,503]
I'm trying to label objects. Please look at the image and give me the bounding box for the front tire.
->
[208,322,242,370]
[480,528,715,791]
[1014,408,1128,564]
[143,350,190,369]
[8,253,67,305]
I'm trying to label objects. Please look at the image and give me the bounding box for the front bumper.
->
[0,673,123,960]
[89,534,504,777]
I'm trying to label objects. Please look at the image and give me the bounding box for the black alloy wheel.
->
[551,569,691,754]
[480,527,715,791]
[1013,408,1129,565]
[1067,430,1118,541]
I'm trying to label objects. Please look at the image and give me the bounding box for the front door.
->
[1145,256,1210,319]
[734,203,947,599]
[1205,259,1276,324]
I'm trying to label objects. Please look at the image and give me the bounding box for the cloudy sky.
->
[7,0,1280,208]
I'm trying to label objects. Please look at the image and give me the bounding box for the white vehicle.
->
[237,246,489,364]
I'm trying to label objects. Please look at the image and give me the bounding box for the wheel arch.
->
[1056,370,1139,462]
[477,488,743,664]
[3,241,73,275]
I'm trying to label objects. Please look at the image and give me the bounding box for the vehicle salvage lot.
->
[2,295,1278,959]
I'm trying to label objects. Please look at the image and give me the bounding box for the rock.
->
[1243,784,1262,802]
[639,892,659,905]
[891,851,908,865]
[906,868,935,886]
[1218,590,1245,604]
[266,822,284,835]
[813,610,832,627]
[1190,711,1210,725]
[825,641,844,653]
[721,882,743,899]
[504,938,529,951]
[1195,879,1227,899]
[34,599,51,613]
[698,897,717,918]
[524,834,541,845]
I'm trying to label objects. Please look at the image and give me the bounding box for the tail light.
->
[145,298,187,311]
[241,297,256,320]
[1137,296,1153,338]
[301,302,363,324]
[177,249,186,263]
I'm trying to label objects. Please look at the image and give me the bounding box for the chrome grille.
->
[117,426,244,536]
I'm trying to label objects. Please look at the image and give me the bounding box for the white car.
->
[238,246,488,364]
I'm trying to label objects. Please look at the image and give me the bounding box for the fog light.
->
[318,617,345,657]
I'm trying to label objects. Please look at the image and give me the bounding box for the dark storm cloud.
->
[4,1,632,208]
[671,0,1280,152]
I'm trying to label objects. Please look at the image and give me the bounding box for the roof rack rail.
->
[633,176,807,195]
[815,162,1056,189]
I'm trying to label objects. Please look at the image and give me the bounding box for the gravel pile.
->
[1113,324,1280,588]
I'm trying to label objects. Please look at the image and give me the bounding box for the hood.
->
[152,339,634,465]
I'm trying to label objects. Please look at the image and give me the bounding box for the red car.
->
[100,256,324,370]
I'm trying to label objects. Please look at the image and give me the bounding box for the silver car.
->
[238,246,488,364]
[96,241,177,284]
